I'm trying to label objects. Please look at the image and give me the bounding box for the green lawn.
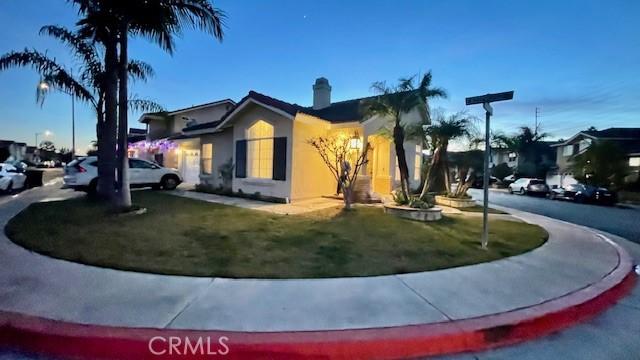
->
[5,191,547,278]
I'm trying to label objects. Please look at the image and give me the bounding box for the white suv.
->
[63,156,182,193]
[0,163,27,193]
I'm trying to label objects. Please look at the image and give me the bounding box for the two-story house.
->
[133,99,236,184]
[548,127,640,188]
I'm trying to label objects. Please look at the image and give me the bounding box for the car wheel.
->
[548,192,555,200]
[6,181,13,193]
[575,195,585,203]
[161,175,179,190]
[508,188,513,194]
[519,187,526,195]
[86,179,98,198]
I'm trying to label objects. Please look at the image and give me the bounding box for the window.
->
[247,120,274,179]
[129,159,156,169]
[201,143,213,175]
[630,157,640,167]
[563,145,573,156]
[414,145,422,181]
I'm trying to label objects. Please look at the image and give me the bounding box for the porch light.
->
[349,137,362,150]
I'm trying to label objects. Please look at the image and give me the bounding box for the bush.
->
[392,188,434,209]
[194,184,287,204]
[492,163,512,181]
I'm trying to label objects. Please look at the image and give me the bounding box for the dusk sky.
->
[1,0,638,154]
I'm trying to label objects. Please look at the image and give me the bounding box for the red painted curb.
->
[0,272,634,360]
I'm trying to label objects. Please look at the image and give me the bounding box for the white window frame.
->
[630,157,640,167]
[201,143,213,175]
[246,120,274,179]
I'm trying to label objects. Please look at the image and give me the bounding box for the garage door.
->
[181,149,200,184]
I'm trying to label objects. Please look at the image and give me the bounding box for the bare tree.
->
[307,133,370,210]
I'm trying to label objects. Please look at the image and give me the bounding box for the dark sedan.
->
[548,183,617,205]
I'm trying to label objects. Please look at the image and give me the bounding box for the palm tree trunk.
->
[393,123,410,198]
[101,38,119,204]
[116,24,132,209]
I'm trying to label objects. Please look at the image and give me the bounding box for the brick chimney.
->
[312,77,331,110]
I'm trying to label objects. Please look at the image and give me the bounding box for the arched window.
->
[246,120,274,178]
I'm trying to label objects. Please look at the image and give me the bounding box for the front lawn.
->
[6,192,547,278]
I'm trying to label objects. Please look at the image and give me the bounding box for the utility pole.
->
[535,107,540,131]
[466,91,514,249]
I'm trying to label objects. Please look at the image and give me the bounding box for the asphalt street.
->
[469,188,640,244]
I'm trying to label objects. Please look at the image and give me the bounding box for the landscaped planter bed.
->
[383,204,443,222]
[435,195,477,208]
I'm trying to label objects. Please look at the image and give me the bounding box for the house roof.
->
[138,99,236,124]
[167,99,235,116]
[300,96,376,123]
[172,88,420,135]
[182,119,224,132]
[552,127,640,147]
[582,127,640,139]
[129,128,147,135]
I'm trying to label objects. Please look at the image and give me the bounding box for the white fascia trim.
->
[329,121,361,129]
[551,132,596,147]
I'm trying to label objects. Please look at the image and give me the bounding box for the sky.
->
[1,0,639,154]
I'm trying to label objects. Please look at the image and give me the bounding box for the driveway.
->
[468,188,640,243]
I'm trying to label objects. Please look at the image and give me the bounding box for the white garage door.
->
[180,149,201,184]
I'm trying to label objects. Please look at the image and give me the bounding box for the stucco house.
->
[136,78,424,202]
[133,99,236,184]
[547,127,640,188]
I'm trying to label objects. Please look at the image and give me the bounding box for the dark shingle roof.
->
[129,128,147,135]
[583,127,640,139]
[300,96,376,123]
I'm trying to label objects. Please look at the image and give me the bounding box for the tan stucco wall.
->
[199,128,233,188]
[290,115,336,200]
[230,104,293,200]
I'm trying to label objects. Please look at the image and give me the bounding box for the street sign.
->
[465,91,514,105]
[465,90,514,249]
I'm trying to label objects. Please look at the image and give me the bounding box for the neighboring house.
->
[490,141,557,177]
[490,147,518,169]
[138,77,424,202]
[548,127,640,188]
[133,99,236,184]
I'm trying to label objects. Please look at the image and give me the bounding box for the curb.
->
[1,274,634,359]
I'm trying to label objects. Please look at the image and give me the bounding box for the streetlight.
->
[35,130,52,148]
[38,71,75,158]
[465,91,514,249]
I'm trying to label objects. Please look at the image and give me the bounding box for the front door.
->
[372,137,392,194]
[181,150,201,184]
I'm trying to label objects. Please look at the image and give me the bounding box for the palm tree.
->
[363,72,446,199]
[0,25,159,199]
[72,0,226,209]
[420,111,475,196]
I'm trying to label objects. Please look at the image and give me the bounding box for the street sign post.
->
[465,91,514,249]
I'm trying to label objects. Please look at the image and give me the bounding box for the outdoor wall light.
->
[349,137,362,150]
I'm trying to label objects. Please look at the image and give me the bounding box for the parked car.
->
[0,163,27,193]
[471,176,498,188]
[63,156,182,194]
[548,183,617,205]
[502,174,517,187]
[508,178,549,196]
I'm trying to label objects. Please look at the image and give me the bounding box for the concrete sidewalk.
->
[169,189,343,215]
